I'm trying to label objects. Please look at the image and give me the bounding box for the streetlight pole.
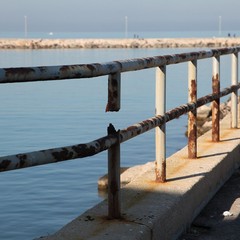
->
[219,16,222,36]
[125,16,128,38]
[24,16,28,38]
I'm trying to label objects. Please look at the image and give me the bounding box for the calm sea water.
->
[0,31,234,240]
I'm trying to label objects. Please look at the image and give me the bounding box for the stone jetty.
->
[0,37,240,49]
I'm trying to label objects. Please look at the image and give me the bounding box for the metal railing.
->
[0,47,239,219]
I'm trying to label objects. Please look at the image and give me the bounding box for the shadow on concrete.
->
[197,151,230,159]
[167,172,207,182]
[36,164,240,240]
[179,168,240,240]
[220,137,240,142]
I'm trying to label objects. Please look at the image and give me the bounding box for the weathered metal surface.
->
[0,133,118,172]
[188,60,197,159]
[106,72,121,112]
[155,66,166,182]
[231,53,238,128]
[212,56,220,142]
[0,84,239,173]
[0,48,240,84]
[107,124,121,219]
[119,84,240,144]
[1,47,240,221]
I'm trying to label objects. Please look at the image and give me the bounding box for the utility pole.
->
[125,16,128,38]
[24,16,28,38]
[219,16,222,36]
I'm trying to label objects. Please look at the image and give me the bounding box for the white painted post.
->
[188,60,197,158]
[212,56,220,142]
[155,66,166,182]
[231,52,238,128]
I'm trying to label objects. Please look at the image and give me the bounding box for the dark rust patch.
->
[59,65,83,78]
[5,67,35,81]
[52,148,74,161]
[155,161,166,183]
[18,154,27,161]
[212,74,220,92]
[15,154,27,168]
[71,143,103,158]
[164,55,172,64]
[106,73,120,112]
[178,53,188,60]
[0,160,11,170]
[38,67,47,73]
[106,90,119,112]
[190,79,197,100]
[126,125,138,132]
[188,120,197,159]
[59,65,71,72]
[113,61,123,70]
[86,64,96,71]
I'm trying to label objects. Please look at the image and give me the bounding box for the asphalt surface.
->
[178,168,240,240]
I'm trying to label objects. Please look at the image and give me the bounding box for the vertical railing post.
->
[231,52,238,128]
[188,60,197,158]
[155,66,166,182]
[107,124,121,219]
[212,55,220,142]
[106,72,121,112]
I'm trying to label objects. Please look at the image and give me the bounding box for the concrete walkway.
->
[36,113,240,240]
[179,168,240,240]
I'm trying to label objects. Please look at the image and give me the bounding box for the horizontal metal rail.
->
[1,47,239,219]
[0,84,239,172]
[0,48,240,84]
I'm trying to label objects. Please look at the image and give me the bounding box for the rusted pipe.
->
[107,124,121,219]
[1,84,240,173]
[231,53,238,128]
[119,84,240,144]
[0,48,240,84]
[188,60,197,159]
[212,56,220,142]
[0,134,118,172]
[106,72,121,112]
[155,66,166,182]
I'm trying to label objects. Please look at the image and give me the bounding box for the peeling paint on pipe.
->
[0,134,118,172]
[1,84,239,173]
[0,48,240,84]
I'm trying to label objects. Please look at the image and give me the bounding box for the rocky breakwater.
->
[1,37,240,49]
[193,99,232,137]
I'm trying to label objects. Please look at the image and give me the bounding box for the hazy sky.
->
[0,0,239,33]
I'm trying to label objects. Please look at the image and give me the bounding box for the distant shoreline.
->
[0,37,240,49]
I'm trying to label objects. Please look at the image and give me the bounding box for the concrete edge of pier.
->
[36,113,240,240]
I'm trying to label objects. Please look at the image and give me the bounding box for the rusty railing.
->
[0,47,239,218]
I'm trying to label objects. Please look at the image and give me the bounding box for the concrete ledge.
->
[36,114,240,240]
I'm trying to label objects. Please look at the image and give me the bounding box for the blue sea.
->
[0,31,235,239]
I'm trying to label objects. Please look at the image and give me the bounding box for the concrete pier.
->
[1,37,240,49]
[35,111,240,239]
